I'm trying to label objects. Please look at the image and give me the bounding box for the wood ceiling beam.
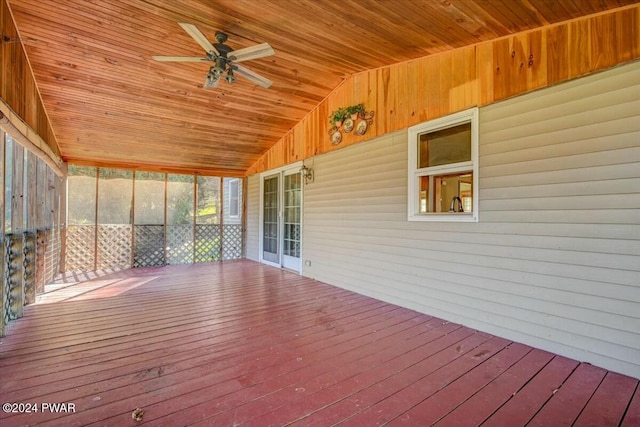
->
[0,100,65,176]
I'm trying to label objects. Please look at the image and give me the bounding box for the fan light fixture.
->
[204,71,218,88]
[225,69,237,83]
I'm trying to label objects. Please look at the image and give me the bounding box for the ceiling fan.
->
[153,23,275,89]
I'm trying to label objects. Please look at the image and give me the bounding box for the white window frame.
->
[228,178,240,218]
[407,107,479,222]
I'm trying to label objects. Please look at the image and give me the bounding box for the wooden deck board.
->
[190,320,458,427]
[573,371,638,427]
[480,355,579,426]
[0,289,371,381]
[287,329,492,427]
[4,297,385,407]
[359,342,533,427]
[621,385,640,427]
[2,292,376,393]
[250,324,470,427]
[430,348,555,427]
[0,260,637,427]
[108,311,427,426]
[526,363,608,427]
[332,337,513,427]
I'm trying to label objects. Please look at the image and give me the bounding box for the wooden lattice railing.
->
[66,224,243,271]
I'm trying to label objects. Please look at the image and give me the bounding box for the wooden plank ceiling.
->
[7,0,637,175]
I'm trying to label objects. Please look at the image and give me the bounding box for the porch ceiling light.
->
[300,164,314,185]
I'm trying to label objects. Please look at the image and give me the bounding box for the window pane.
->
[419,175,429,214]
[284,173,301,258]
[263,175,278,256]
[11,142,24,232]
[98,168,132,224]
[167,174,194,224]
[67,165,97,225]
[23,151,29,230]
[420,172,473,213]
[4,134,12,232]
[228,179,239,217]
[418,122,471,168]
[224,177,242,224]
[36,158,47,229]
[196,176,220,225]
[134,171,165,225]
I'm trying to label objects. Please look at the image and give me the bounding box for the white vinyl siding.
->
[299,61,640,378]
[245,174,260,261]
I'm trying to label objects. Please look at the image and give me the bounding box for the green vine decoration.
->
[329,107,348,127]
[345,103,366,117]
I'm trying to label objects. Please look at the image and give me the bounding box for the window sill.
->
[408,213,478,222]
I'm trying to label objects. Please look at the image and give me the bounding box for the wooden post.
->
[241,177,247,259]
[163,173,167,265]
[219,177,224,261]
[93,168,99,271]
[26,152,37,231]
[58,171,67,278]
[193,176,197,262]
[131,172,136,267]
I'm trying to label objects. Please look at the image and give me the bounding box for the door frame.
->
[258,162,303,271]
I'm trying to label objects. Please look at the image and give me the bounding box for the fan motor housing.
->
[214,44,233,58]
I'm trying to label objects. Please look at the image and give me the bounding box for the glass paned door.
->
[261,168,303,271]
[262,174,279,263]
[282,173,301,271]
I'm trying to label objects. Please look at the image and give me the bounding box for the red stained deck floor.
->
[0,260,637,427]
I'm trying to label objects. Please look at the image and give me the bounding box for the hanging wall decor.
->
[328,103,374,145]
[356,111,374,136]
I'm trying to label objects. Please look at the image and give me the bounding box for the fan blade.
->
[235,64,272,88]
[152,56,211,62]
[179,23,219,56]
[230,43,275,63]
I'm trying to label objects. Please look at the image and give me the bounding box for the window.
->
[408,108,478,222]
[228,178,240,218]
